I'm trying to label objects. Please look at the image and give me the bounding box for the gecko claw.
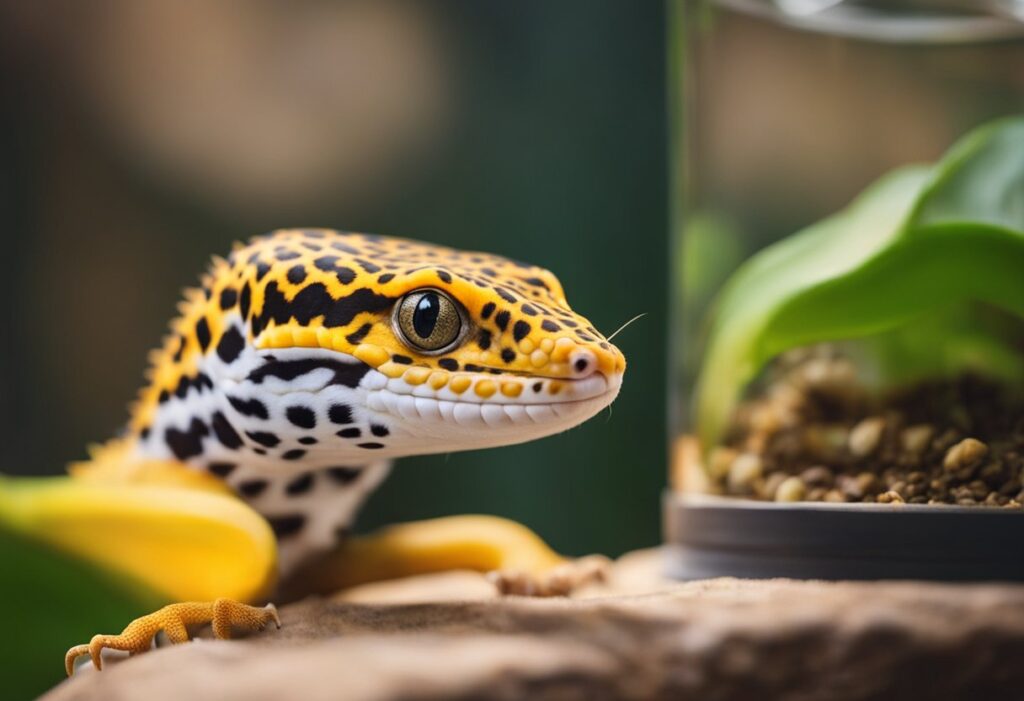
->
[488,554,611,597]
[64,600,281,676]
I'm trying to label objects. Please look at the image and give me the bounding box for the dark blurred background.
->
[0,0,667,557]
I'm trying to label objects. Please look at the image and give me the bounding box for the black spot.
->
[356,259,382,274]
[238,479,269,497]
[494,311,511,332]
[464,363,485,373]
[254,448,267,456]
[576,331,595,342]
[174,376,191,400]
[255,262,271,281]
[358,443,385,450]
[481,268,497,278]
[370,424,389,437]
[285,406,316,429]
[391,354,413,365]
[302,229,326,239]
[541,320,560,332]
[282,449,307,462]
[521,304,538,316]
[330,241,362,254]
[246,431,280,448]
[326,466,361,485]
[172,336,185,362]
[165,418,209,460]
[378,273,395,284]
[285,472,314,494]
[496,287,517,304]
[481,302,495,320]
[267,514,306,538]
[228,395,269,419]
[252,281,394,332]
[438,358,459,371]
[313,256,356,285]
[219,288,238,310]
[513,321,531,342]
[140,427,151,440]
[563,319,579,328]
[287,265,307,285]
[208,462,236,478]
[275,250,300,262]
[158,389,170,404]
[575,358,589,373]
[477,330,492,351]
[437,270,452,284]
[533,382,543,392]
[337,428,361,439]
[216,326,245,364]
[211,411,243,449]
[195,318,211,352]
[523,277,549,289]
[346,323,372,345]
[329,404,353,424]
[247,356,371,388]
[299,436,318,445]
[501,348,516,363]
[240,283,252,319]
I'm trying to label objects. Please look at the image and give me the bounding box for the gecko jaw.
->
[359,369,623,454]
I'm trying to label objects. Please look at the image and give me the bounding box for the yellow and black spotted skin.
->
[107,229,624,571]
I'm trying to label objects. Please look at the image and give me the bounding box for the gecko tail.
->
[0,472,278,603]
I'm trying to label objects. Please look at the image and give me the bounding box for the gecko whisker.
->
[606,313,647,342]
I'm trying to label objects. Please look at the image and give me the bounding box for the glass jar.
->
[667,0,1024,578]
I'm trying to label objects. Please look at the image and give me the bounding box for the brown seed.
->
[760,472,788,500]
[1004,500,1022,509]
[849,417,886,457]
[957,497,978,506]
[943,438,988,472]
[824,489,847,503]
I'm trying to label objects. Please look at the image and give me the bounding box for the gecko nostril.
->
[574,358,589,373]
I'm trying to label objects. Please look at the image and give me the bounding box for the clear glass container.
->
[669,0,1024,498]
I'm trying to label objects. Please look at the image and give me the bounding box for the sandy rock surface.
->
[45,550,1024,701]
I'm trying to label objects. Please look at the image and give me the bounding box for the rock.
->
[45,550,1024,701]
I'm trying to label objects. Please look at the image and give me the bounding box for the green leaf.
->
[696,117,1024,449]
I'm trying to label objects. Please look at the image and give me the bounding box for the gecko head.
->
[138,229,625,465]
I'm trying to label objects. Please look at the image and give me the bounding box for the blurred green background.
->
[0,1,666,557]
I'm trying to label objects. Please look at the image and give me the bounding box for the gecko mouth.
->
[364,369,621,406]
[364,372,622,432]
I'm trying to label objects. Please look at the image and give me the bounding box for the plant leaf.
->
[696,117,1024,449]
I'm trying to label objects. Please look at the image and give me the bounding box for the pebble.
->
[774,476,806,502]
[877,490,905,504]
[900,424,934,455]
[727,453,763,493]
[800,466,833,487]
[943,438,989,472]
[848,417,886,457]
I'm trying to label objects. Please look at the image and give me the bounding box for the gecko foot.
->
[486,554,611,597]
[65,599,280,676]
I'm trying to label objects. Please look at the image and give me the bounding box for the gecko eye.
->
[394,289,466,353]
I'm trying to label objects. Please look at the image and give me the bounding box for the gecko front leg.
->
[65,600,280,676]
